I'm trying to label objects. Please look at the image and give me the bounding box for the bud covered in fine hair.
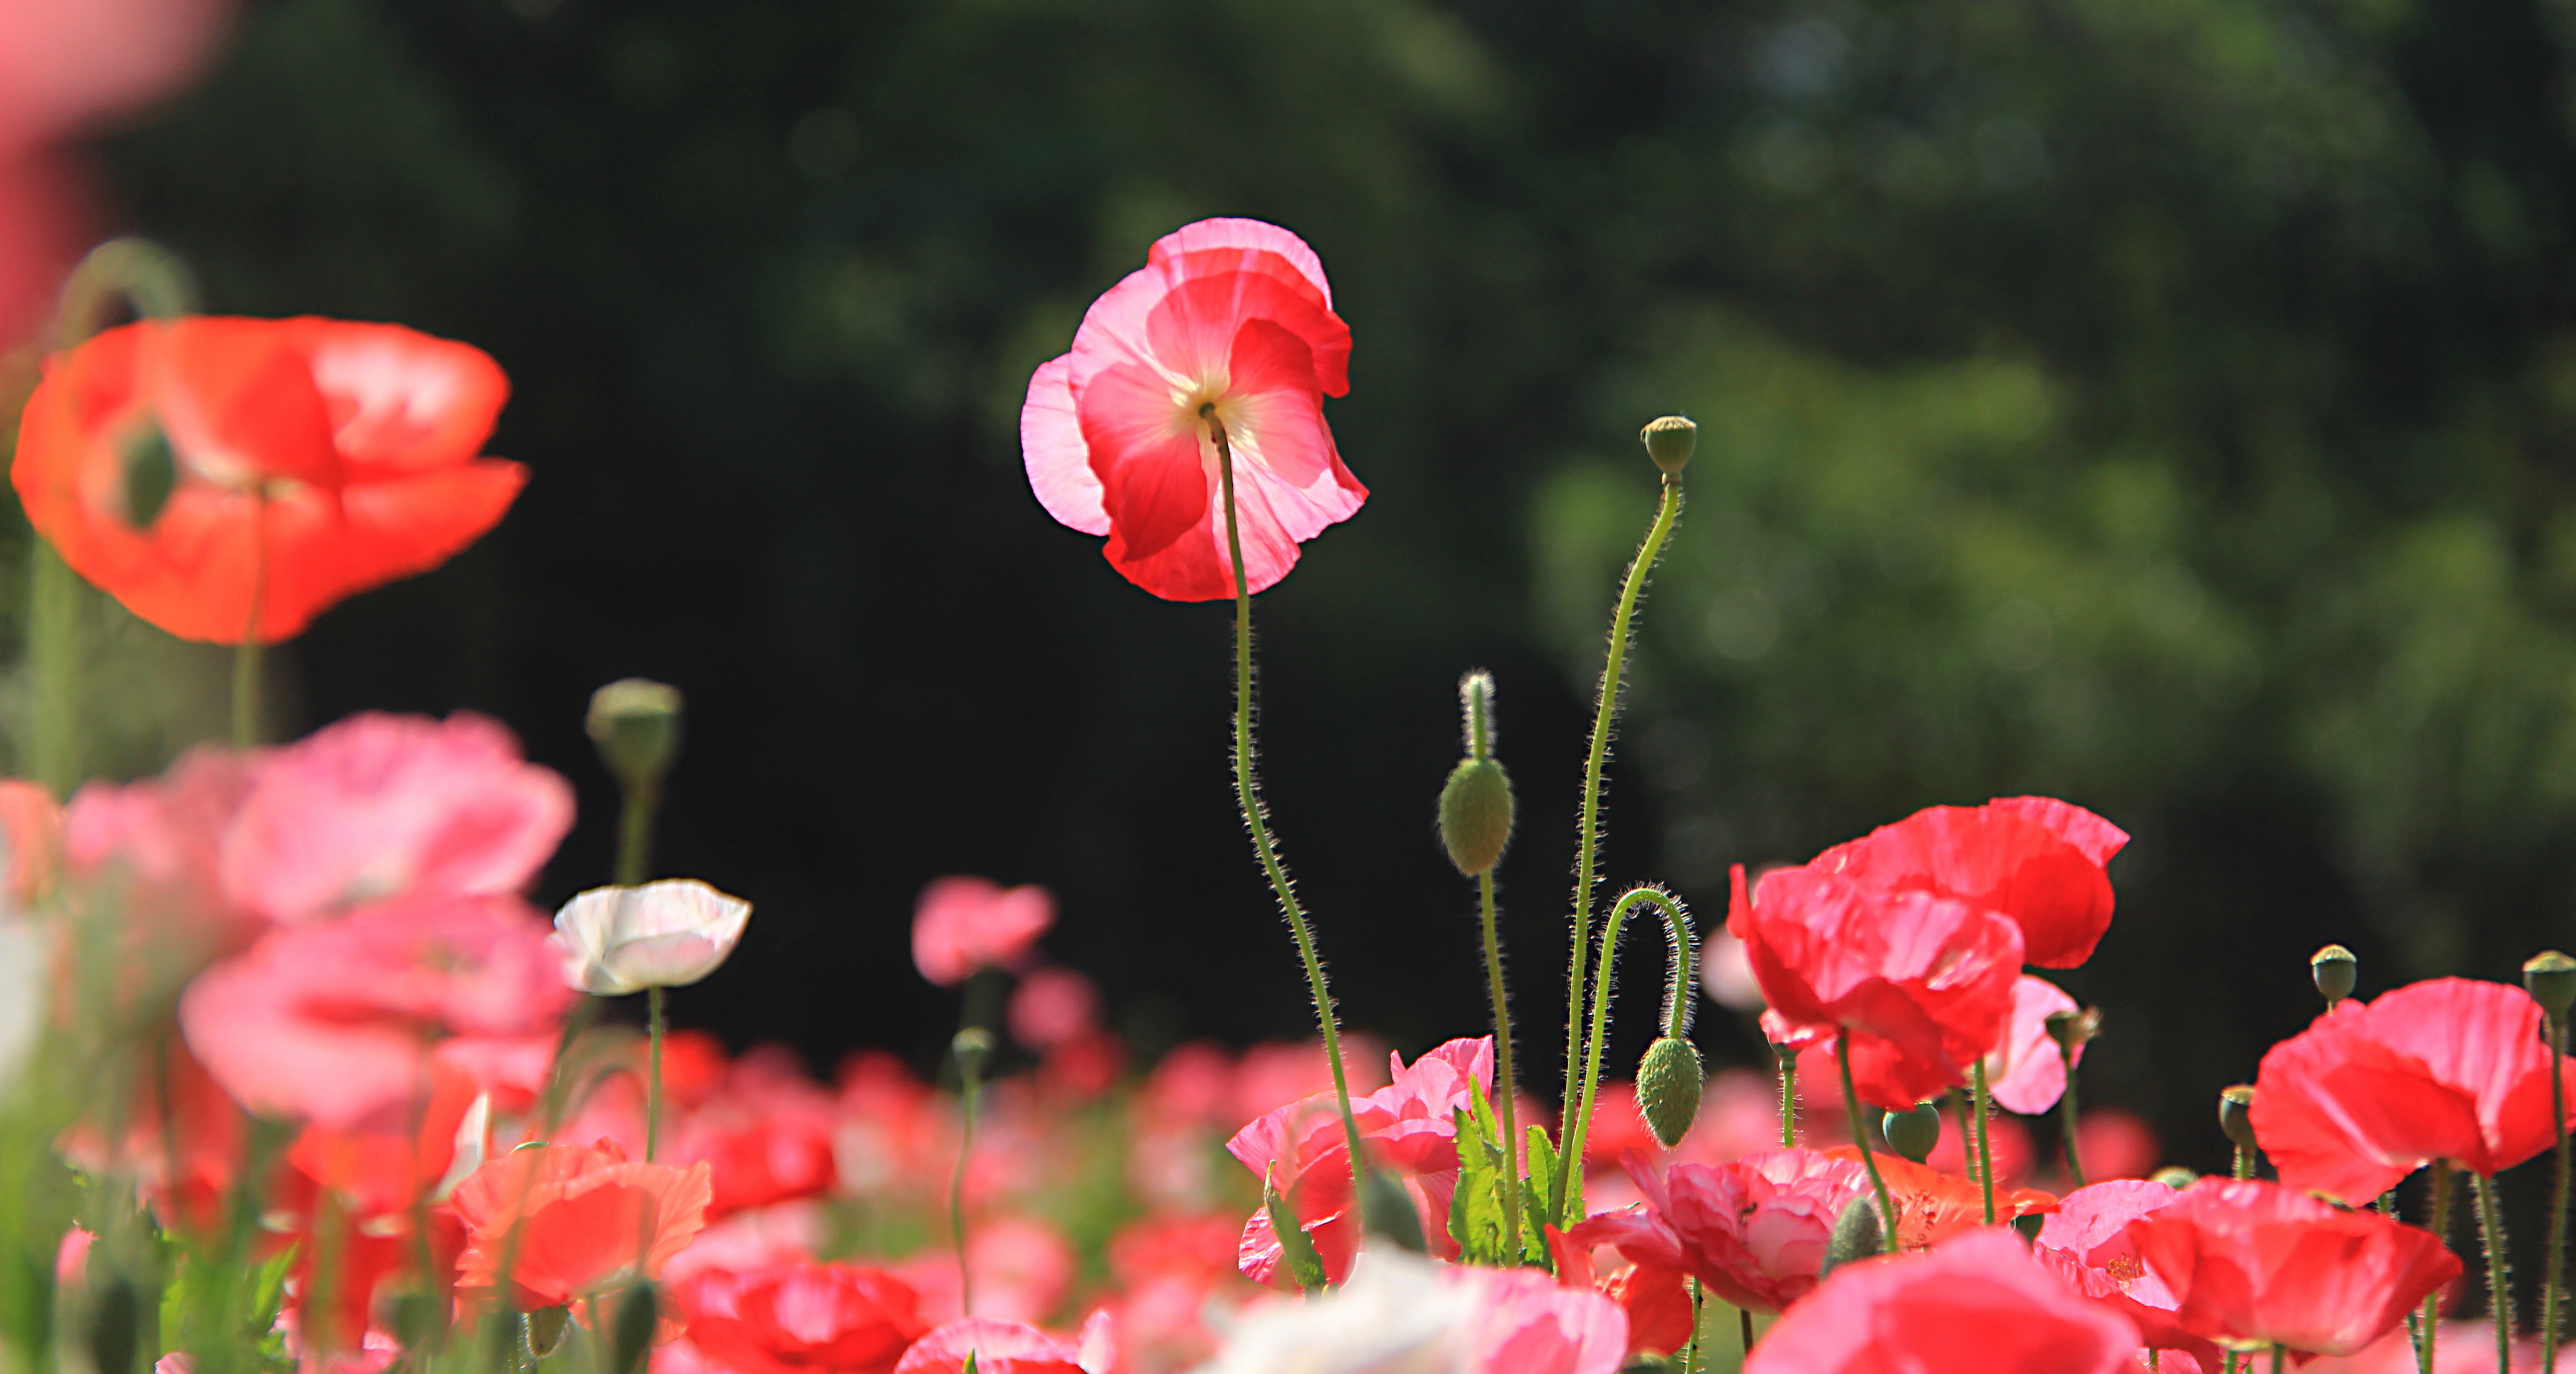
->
[2218,1085,2257,1152]
[2526,951,2576,1020]
[1438,672,1515,876]
[1636,1036,1705,1148]
[1820,1195,1883,1277]
[588,678,685,792]
[1882,1102,1941,1163]
[1359,1169,1428,1254]
[2311,944,2358,1006]
[1640,415,1696,475]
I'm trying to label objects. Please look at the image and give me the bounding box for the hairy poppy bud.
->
[2218,1084,2258,1153]
[1359,1168,1427,1254]
[2311,944,2358,1007]
[528,1305,573,1359]
[2525,950,2576,1020]
[588,678,684,793]
[2045,1007,2102,1057]
[1439,760,1514,876]
[1640,415,1696,475]
[2152,1166,2198,1190]
[1820,1195,1884,1277]
[1636,1035,1705,1148]
[1881,1102,1941,1163]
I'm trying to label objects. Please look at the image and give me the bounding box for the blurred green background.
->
[35,0,2576,1173]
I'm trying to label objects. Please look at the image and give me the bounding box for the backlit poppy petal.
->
[1020,355,1108,535]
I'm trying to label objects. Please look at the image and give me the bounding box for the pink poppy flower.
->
[1568,1149,1870,1314]
[2032,1180,2219,1362]
[1007,967,1100,1051]
[892,1215,1077,1327]
[1983,975,2083,1114]
[2121,1179,2460,1357]
[889,1317,1105,1374]
[177,893,574,1128]
[1020,218,1365,601]
[911,877,1052,987]
[1744,1229,2140,1374]
[1454,1266,1628,1374]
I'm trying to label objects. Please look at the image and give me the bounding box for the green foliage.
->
[1262,1178,1327,1293]
[1448,1081,1544,1268]
[1525,1123,1583,1233]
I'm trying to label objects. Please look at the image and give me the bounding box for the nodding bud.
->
[1359,1169,1428,1254]
[2151,1166,2199,1190]
[951,1027,995,1080]
[1881,1102,1942,1163]
[1439,759,1515,877]
[588,678,685,793]
[2525,951,2576,1020]
[2044,1007,2101,1057]
[2218,1085,2258,1152]
[1820,1195,1884,1277]
[1636,1036,1705,1148]
[1640,415,1696,475]
[2311,944,2358,1006]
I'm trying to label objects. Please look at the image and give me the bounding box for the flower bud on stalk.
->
[2219,1084,2259,1178]
[1438,760,1514,877]
[2311,944,2358,1008]
[1882,1102,1942,1163]
[1820,1195,1883,1279]
[1640,415,1696,475]
[588,678,684,794]
[2526,950,2576,1020]
[1636,1035,1705,1148]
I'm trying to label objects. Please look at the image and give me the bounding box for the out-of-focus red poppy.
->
[2251,977,2576,1203]
[1020,218,1365,601]
[911,877,1052,987]
[1743,1229,2140,1374]
[1807,797,2127,969]
[663,1047,840,1219]
[674,1263,928,1374]
[2032,1180,2219,1363]
[1731,863,2024,1112]
[1568,1148,1869,1314]
[450,1140,712,1311]
[13,316,524,643]
[2120,1178,2460,1358]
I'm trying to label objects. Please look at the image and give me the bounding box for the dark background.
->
[44,0,2576,1176]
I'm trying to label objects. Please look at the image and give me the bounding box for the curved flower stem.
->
[644,986,666,1161]
[2272,1345,2285,1374]
[1838,1029,1898,1255]
[1777,1044,1798,1148]
[1557,884,1692,1222]
[2547,1010,2567,1374]
[1208,413,1367,1196]
[2057,1043,2087,1188]
[1477,868,1522,1257]
[1971,1058,1998,1226]
[2477,1170,2513,1374]
[2425,1162,2455,1374]
[1561,474,1682,1120]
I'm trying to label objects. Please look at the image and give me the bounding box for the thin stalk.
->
[2425,1162,2454,1374]
[2477,1170,2513,1374]
[2548,1011,2567,1374]
[231,496,267,748]
[2272,1346,2285,1374]
[1777,1045,1797,1148]
[1838,1029,1898,1255]
[2235,1145,2254,1181]
[1740,1307,1754,1361]
[27,543,78,794]
[1208,412,1367,1194]
[950,1055,983,1316]
[615,785,656,887]
[1678,1278,1701,1374]
[1477,868,1521,1258]
[1561,474,1682,1119]
[1558,885,1692,1220]
[2057,1042,2087,1187]
[644,986,665,1161]
[1971,1058,1997,1226]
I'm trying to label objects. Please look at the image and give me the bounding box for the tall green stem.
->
[28,543,78,794]
[1476,869,1521,1257]
[1208,413,1367,1195]
[2548,1011,2567,1374]
[644,986,665,1161]
[1557,884,1692,1221]
[2477,1170,2513,1374]
[1838,1030,1898,1255]
[2057,1042,2087,1188]
[615,785,656,888]
[1777,1044,1798,1148]
[1561,474,1682,1119]
[1679,1279,1701,1374]
[230,496,268,748]
[949,1037,986,1317]
[2425,1162,2455,1374]
[1971,1058,1998,1226]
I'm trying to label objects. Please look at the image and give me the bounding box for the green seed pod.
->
[1635,1036,1705,1148]
[1819,1195,1884,1277]
[2045,1007,2101,1057]
[1439,758,1515,876]
[587,678,685,793]
[1359,1168,1428,1254]
[2218,1084,2258,1153]
[2311,944,2358,1007]
[1881,1102,1942,1163]
[2525,951,2576,1020]
[1640,415,1696,475]
[527,1305,573,1359]
[2151,1166,2199,1190]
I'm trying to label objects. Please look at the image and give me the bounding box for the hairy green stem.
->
[2478,1170,2513,1374]
[1679,1278,1701,1374]
[1839,1030,1898,1255]
[1477,869,1522,1257]
[1561,474,1682,1119]
[1971,1058,1998,1226]
[1557,885,1692,1221]
[2425,1162,2454,1374]
[1777,1045,1798,1148]
[2548,1012,2567,1374]
[1209,413,1367,1197]
[951,1054,983,1316]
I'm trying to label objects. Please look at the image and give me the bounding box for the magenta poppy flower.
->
[1020,218,1365,601]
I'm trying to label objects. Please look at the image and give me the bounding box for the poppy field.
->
[0,191,2573,1374]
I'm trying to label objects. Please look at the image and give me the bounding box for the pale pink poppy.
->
[1007,967,1101,1051]
[220,713,574,925]
[889,1316,1103,1374]
[551,879,752,995]
[893,1214,1078,1326]
[177,893,573,1128]
[911,877,1052,987]
[1455,1266,1628,1374]
[1020,218,1365,601]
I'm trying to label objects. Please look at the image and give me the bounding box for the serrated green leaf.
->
[1448,1104,1510,1266]
[1527,1126,1584,1232]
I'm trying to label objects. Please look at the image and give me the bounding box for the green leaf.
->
[1526,1126,1583,1232]
[1448,1105,1510,1266]
[1264,1178,1327,1292]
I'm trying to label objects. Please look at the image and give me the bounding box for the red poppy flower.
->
[1568,1149,1871,1314]
[1742,1229,2140,1374]
[1730,863,2024,1112]
[1808,797,2128,969]
[2120,1179,2460,1357]
[675,1263,929,1374]
[13,316,523,643]
[2251,977,2576,1203]
[1020,218,1365,601]
[450,1140,713,1310]
[2032,1180,2219,1361]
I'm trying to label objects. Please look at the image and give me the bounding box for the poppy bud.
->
[1359,1168,1428,1254]
[2152,1166,2198,1190]
[1439,759,1515,878]
[1820,1195,1884,1277]
[952,1027,994,1081]
[116,419,175,531]
[587,678,684,794]
[527,1306,573,1359]
[1640,415,1696,475]
[1881,1102,1942,1163]
[1635,1035,1705,1148]
[608,1285,658,1374]
[2218,1084,2258,1153]
[2044,1007,2102,1057]
[2525,950,2576,1020]
[2311,944,2358,1007]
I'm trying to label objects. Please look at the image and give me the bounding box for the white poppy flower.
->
[549,879,750,996]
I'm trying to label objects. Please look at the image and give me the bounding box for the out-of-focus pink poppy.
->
[1453,1266,1628,1374]
[912,877,1052,987]
[450,1141,712,1311]
[888,1317,1101,1374]
[177,893,573,1128]
[2303,1321,2543,1373]
[1744,1229,2140,1374]
[1020,218,1365,601]
[663,1047,840,1218]
[1009,967,1101,1051]
[2077,1109,2162,1182]
[1226,1037,1388,1126]
[674,1262,928,1374]
[0,779,62,900]
[894,1214,1077,1327]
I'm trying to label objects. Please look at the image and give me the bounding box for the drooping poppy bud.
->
[587,678,684,796]
[1640,415,1696,475]
[1882,1103,1941,1163]
[2311,944,2358,1007]
[2525,950,2576,1021]
[1635,1036,1704,1149]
